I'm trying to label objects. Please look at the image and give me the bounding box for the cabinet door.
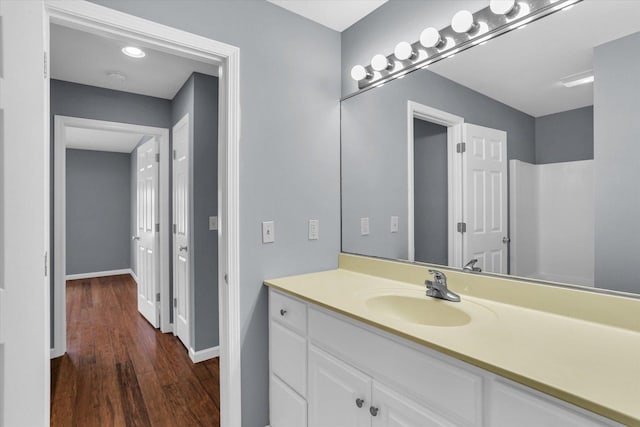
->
[371,382,456,427]
[308,345,371,427]
[270,374,307,427]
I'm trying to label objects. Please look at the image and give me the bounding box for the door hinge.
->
[156,292,160,302]
[173,150,177,160]
[224,273,228,284]
[155,223,160,233]
[456,142,466,153]
[44,251,48,276]
[43,52,48,79]
[155,153,160,163]
[173,298,177,308]
[457,222,467,233]
[172,224,177,234]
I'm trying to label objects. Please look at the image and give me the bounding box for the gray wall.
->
[341,68,535,260]
[413,120,448,265]
[341,0,486,96]
[66,149,131,274]
[593,32,640,293]
[51,79,172,344]
[171,72,220,352]
[88,2,342,426]
[535,106,593,164]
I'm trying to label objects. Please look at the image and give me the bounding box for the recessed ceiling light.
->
[121,46,146,58]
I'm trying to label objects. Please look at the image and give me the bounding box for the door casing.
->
[53,116,170,356]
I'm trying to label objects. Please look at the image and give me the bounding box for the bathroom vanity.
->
[265,254,639,427]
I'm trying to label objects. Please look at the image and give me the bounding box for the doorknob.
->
[179,245,188,252]
[132,236,140,241]
[502,237,510,244]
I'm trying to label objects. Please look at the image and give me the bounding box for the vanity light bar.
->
[349,0,582,95]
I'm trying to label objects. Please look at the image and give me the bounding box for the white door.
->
[371,383,455,427]
[173,114,190,349]
[135,137,160,327]
[308,345,372,427]
[462,123,508,274]
[1,2,50,425]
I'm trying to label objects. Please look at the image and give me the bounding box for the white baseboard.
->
[161,322,173,334]
[130,269,139,284]
[189,345,219,363]
[65,268,133,281]
[50,346,65,359]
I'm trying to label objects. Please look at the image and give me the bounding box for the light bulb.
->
[490,0,517,15]
[371,54,391,72]
[394,41,415,61]
[451,10,476,33]
[350,65,369,81]
[420,27,443,49]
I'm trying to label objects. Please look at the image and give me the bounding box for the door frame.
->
[45,2,242,426]
[52,115,170,359]
[406,101,464,267]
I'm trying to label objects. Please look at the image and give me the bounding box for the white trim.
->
[407,101,464,267]
[65,269,133,281]
[44,2,242,426]
[53,115,170,357]
[189,345,220,363]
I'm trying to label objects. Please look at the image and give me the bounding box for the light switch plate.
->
[360,217,370,236]
[262,221,275,243]
[390,216,399,233]
[209,216,218,231]
[308,219,319,240]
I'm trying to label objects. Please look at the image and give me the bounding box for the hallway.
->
[50,275,220,426]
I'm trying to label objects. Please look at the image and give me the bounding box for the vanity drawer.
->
[308,307,483,427]
[270,320,307,396]
[488,379,621,427]
[270,289,307,335]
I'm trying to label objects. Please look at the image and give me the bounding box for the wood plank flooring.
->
[51,274,220,426]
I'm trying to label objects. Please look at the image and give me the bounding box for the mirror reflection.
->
[341,1,640,294]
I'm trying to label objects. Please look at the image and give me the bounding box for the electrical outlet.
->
[209,216,218,231]
[262,221,275,243]
[360,217,370,236]
[308,219,319,240]
[390,216,399,233]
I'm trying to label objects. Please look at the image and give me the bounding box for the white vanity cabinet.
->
[268,288,621,427]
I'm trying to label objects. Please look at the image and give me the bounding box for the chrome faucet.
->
[463,259,482,273]
[425,269,461,302]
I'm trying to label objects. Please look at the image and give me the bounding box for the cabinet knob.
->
[355,398,364,408]
[369,406,379,416]
[279,309,287,316]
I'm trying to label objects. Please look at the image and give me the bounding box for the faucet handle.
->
[428,269,446,281]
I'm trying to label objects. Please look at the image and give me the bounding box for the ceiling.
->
[429,0,640,117]
[50,24,217,100]
[65,127,146,153]
[267,0,387,32]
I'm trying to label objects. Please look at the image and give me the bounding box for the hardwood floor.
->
[51,274,220,426]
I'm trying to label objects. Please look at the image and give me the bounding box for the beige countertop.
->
[264,254,640,426]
